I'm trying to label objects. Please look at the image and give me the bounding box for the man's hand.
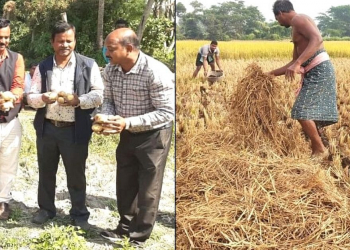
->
[92,114,126,135]
[0,100,14,112]
[285,63,302,82]
[106,115,126,133]
[64,93,80,107]
[42,92,56,104]
[1,91,17,104]
[53,93,79,107]
[204,70,208,77]
[265,71,275,76]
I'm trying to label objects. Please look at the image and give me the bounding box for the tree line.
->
[1,0,175,71]
[176,0,350,41]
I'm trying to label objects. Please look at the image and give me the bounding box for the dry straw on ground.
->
[176,62,350,249]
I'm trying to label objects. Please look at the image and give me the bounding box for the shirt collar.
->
[53,52,76,67]
[0,49,9,60]
[116,51,145,74]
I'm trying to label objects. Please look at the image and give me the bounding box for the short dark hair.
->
[0,19,10,29]
[51,21,76,41]
[115,19,129,29]
[120,30,140,50]
[210,40,218,45]
[273,0,294,16]
[29,62,38,68]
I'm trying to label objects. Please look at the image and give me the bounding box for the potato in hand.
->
[56,91,75,104]
[92,114,118,134]
[0,91,15,102]
[0,91,16,112]
[94,114,109,123]
[0,100,14,112]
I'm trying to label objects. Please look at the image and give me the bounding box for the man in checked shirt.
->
[98,28,174,247]
[0,19,25,220]
[27,21,104,230]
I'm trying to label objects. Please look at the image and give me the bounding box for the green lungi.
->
[291,49,338,127]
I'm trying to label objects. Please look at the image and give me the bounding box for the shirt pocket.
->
[130,85,149,102]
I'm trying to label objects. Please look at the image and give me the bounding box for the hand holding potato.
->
[0,100,14,112]
[56,91,78,107]
[0,91,16,111]
[106,115,126,133]
[42,92,57,104]
[92,114,126,135]
[0,91,16,102]
[42,91,78,106]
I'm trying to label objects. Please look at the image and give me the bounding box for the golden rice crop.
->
[176,40,350,64]
[176,40,350,249]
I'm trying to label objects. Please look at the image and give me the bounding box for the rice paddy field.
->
[176,40,350,249]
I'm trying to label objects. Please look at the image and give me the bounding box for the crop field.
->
[176,40,350,249]
[177,40,350,62]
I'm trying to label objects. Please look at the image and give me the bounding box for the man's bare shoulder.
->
[292,14,316,27]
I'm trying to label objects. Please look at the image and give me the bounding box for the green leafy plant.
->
[29,224,87,250]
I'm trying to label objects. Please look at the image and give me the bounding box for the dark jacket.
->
[34,52,96,144]
[0,49,22,122]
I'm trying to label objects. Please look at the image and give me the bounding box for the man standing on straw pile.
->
[192,41,222,78]
[268,0,338,158]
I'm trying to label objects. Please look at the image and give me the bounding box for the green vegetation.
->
[30,225,87,250]
[0,0,174,71]
[176,1,350,41]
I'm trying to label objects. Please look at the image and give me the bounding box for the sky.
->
[178,0,350,22]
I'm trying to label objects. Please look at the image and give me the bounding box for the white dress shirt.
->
[28,53,104,122]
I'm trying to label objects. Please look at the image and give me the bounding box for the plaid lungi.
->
[291,49,338,127]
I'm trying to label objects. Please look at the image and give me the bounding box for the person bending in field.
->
[192,40,222,78]
[268,0,338,158]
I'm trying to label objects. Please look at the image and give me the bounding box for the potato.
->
[92,123,104,132]
[1,91,14,101]
[66,94,74,101]
[58,91,67,97]
[94,114,108,123]
[1,101,14,111]
[57,96,65,104]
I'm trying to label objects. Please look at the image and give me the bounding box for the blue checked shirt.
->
[100,51,174,133]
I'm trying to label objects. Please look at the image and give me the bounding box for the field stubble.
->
[176,43,350,249]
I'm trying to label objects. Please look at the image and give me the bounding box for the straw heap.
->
[231,63,293,155]
[176,63,350,249]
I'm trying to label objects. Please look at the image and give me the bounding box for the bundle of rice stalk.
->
[231,63,291,155]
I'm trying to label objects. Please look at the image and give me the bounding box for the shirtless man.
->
[192,41,222,78]
[268,0,338,157]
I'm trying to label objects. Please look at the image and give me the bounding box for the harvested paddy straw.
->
[177,61,350,249]
[231,63,298,156]
[177,135,350,249]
